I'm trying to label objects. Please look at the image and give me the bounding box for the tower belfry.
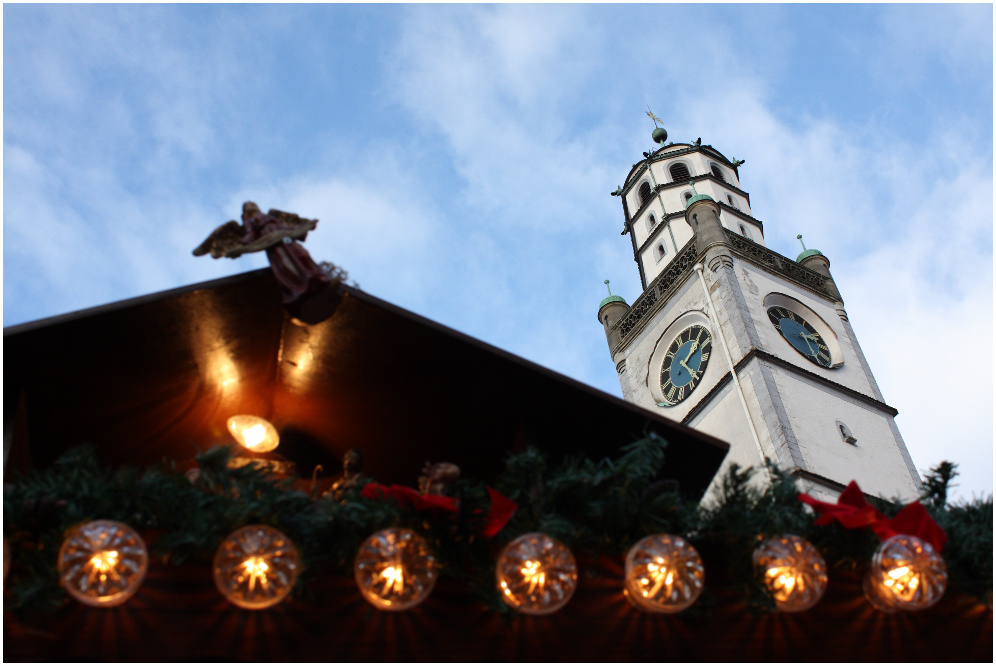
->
[599,125,921,502]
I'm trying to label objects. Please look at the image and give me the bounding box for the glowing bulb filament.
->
[242,425,267,449]
[765,566,800,600]
[226,415,279,453]
[242,557,270,592]
[86,550,121,585]
[888,566,910,579]
[90,550,119,573]
[520,560,546,595]
[380,566,405,595]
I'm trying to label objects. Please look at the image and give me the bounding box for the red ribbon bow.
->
[798,481,946,552]
[361,483,517,538]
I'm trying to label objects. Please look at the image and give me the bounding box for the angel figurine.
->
[194,202,334,318]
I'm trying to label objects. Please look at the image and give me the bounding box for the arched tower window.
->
[683,191,693,203]
[646,213,657,232]
[727,194,739,209]
[655,243,667,262]
[669,163,691,183]
[638,181,653,205]
[711,164,726,182]
[739,223,750,238]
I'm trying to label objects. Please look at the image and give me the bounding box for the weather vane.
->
[646,107,664,128]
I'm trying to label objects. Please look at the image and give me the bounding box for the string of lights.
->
[3,434,990,618]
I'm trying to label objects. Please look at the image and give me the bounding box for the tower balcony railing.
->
[612,230,838,351]
[615,239,699,342]
[722,230,835,300]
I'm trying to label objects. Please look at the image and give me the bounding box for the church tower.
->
[598,126,921,502]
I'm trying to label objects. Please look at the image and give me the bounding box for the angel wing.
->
[192,220,246,259]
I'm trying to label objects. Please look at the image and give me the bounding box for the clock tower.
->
[598,127,921,502]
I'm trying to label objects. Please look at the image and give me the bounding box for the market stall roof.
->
[4,269,729,498]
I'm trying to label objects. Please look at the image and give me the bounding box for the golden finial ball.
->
[496,532,578,615]
[753,535,828,612]
[624,534,705,613]
[213,525,300,610]
[863,534,947,612]
[354,528,437,611]
[57,520,148,607]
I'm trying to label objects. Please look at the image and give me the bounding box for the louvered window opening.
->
[638,182,653,205]
[711,165,726,182]
[669,163,691,183]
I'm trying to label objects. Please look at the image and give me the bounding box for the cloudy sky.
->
[4,5,992,500]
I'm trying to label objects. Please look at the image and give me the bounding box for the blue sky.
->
[4,4,992,499]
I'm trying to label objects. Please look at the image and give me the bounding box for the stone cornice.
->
[634,206,766,256]
[652,173,751,202]
[623,144,739,187]
[613,231,837,355]
[717,203,764,234]
[723,230,836,302]
[681,348,899,426]
[623,173,752,229]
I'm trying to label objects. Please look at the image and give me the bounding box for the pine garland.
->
[3,435,992,619]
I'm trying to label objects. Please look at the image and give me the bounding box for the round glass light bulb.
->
[753,535,828,612]
[57,520,148,607]
[226,415,279,453]
[496,532,578,615]
[213,525,299,610]
[624,534,704,613]
[354,528,437,611]
[863,534,947,612]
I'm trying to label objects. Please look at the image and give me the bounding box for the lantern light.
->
[57,520,148,607]
[495,532,578,615]
[624,534,705,613]
[863,534,947,612]
[213,525,299,610]
[354,528,437,611]
[226,415,279,453]
[753,535,828,612]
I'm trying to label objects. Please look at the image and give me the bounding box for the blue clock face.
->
[767,306,832,368]
[660,325,713,406]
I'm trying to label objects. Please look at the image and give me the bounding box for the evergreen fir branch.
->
[3,442,992,618]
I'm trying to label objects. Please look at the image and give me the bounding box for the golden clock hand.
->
[682,340,699,364]
[680,360,700,381]
[798,333,815,355]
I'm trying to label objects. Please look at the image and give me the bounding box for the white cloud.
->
[4,5,990,499]
[379,5,992,499]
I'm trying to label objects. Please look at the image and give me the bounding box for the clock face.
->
[767,306,832,368]
[660,325,713,406]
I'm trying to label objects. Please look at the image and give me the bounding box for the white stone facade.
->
[606,141,921,503]
[623,144,763,287]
